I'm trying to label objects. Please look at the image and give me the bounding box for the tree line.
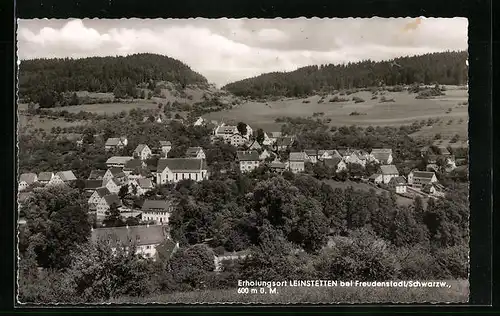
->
[223,51,468,98]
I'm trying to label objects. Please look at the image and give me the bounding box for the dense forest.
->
[18,53,208,104]
[223,51,468,98]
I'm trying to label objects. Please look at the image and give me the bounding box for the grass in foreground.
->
[110,279,468,304]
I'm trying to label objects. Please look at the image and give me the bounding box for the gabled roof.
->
[157,158,207,172]
[109,167,126,178]
[436,146,451,155]
[268,131,283,138]
[369,173,381,179]
[389,176,406,185]
[89,170,106,180]
[141,199,171,211]
[103,194,122,206]
[91,224,168,247]
[56,170,77,181]
[38,172,54,181]
[379,164,399,175]
[236,150,260,161]
[186,147,203,157]
[124,159,144,170]
[371,151,392,162]
[269,161,286,169]
[217,125,238,134]
[96,187,111,198]
[137,178,153,189]
[411,171,436,179]
[106,156,134,165]
[134,144,150,154]
[324,156,342,167]
[289,152,307,161]
[19,173,37,184]
[85,179,103,190]
[249,141,262,149]
[304,149,318,156]
[105,137,126,146]
[371,148,393,154]
[159,140,172,147]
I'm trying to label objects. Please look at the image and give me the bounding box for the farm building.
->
[18,173,38,191]
[407,170,438,187]
[88,169,106,180]
[288,152,307,173]
[370,148,393,164]
[106,156,134,168]
[129,178,154,196]
[96,194,122,219]
[378,165,399,184]
[133,144,152,160]
[105,137,128,151]
[141,199,173,224]
[388,176,407,194]
[237,151,260,173]
[88,187,111,211]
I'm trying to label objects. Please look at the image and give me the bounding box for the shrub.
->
[329,96,349,103]
[302,100,311,104]
[371,95,378,100]
[379,96,395,103]
[352,96,365,103]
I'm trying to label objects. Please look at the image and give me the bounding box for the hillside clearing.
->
[110,279,468,304]
[17,114,88,132]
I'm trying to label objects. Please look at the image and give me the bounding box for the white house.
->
[91,224,171,260]
[369,173,383,184]
[274,136,294,151]
[129,178,154,196]
[370,148,393,164]
[18,173,38,191]
[96,193,122,220]
[88,187,111,211]
[47,171,77,187]
[103,178,122,194]
[236,151,260,173]
[106,156,134,168]
[133,144,152,161]
[407,170,438,187]
[389,176,407,194]
[88,170,106,180]
[324,157,347,173]
[141,199,173,224]
[105,137,128,151]
[317,150,341,161]
[304,150,318,163]
[156,158,208,185]
[343,151,366,167]
[103,167,128,184]
[288,152,306,173]
[378,165,399,184]
[37,172,54,185]
[259,149,272,161]
[186,147,206,159]
[230,133,247,147]
[159,141,172,157]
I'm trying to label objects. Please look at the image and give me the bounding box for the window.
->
[160,218,162,223]
[175,173,178,181]
[195,173,198,181]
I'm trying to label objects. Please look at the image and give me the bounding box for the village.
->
[17,116,466,266]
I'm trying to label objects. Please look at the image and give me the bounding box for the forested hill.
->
[18,53,209,102]
[223,51,468,98]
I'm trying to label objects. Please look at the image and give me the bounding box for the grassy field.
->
[203,87,468,137]
[110,279,468,304]
[323,180,414,207]
[46,101,160,115]
[17,113,88,132]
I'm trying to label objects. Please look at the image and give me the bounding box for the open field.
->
[203,87,468,136]
[17,114,88,132]
[110,279,468,304]
[323,180,414,207]
[45,101,160,115]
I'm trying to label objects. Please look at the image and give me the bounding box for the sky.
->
[17,18,468,87]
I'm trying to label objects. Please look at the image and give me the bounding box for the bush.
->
[329,96,349,103]
[352,96,365,103]
[349,111,366,116]
[302,100,310,104]
[371,95,378,100]
[379,96,395,103]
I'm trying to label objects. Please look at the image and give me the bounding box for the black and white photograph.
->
[16,17,469,304]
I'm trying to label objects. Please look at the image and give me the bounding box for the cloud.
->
[17,18,468,87]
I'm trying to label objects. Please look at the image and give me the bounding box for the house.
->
[88,170,106,180]
[84,179,103,193]
[318,150,341,161]
[186,147,206,159]
[103,178,122,194]
[105,137,128,151]
[37,172,54,185]
[324,156,347,173]
[96,193,122,220]
[105,156,134,168]
[269,159,287,174]
[274,136,294,151]
[103,167,128,184]
[229,133,247,147]
[422,183,439,195]
[56,170,77,182]
[18,173,37,191]
[370,149,393,164]
[193,117,206,126]
[141,199,173,224]
[129,178,154,196]
[304,150,318,163]
[123,158,147,175]
[214,124,238,140]
[288,152,306,173]
[248,141,262,150]
[214,250,249,272]
[259,149,273,161]
[156,158,208,185]
[133,144,152,160]
[264,131,283,145]
[88,187,111,211]
[407,170,438,187]
[159,141,172,157]
[388,176,407,194]
[378,165,399,184]
[369,173,383,184]
[343,151,366,167]
[236,151,260,173]
[91,224,170,260]
[436,146,451,156]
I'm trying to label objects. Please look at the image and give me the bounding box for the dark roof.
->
[269,161,286,169]
[436,146,451,155]
[142,199,171,211]
[389,176,407,185]
[237,150,260,161]
[379,165,399,175]
[371,148,393,154]
[289,152,306,161]
[324,156,342,167]
[96,187,111,198]
[369,173,381,179]
[106,156,134,165]
[103,194,122,206]
[19,173,37,184]
[304,149,317,156]
[105,137,126,146]
[89,170,106,180]
[91,225,168,247]
[412,171,436,179]
[159,140,172,146]
[38,172,53,181]
[186,147,203,157]
[371,152,392,162]
[137,178,153,189]
[56,171,77,181]
[124,159,144,170]
[134,144,150,154]
[157,158,207,172]
[85,179,103,190]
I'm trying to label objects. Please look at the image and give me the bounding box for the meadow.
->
[109,279,468,304]
[203,87,469,138]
